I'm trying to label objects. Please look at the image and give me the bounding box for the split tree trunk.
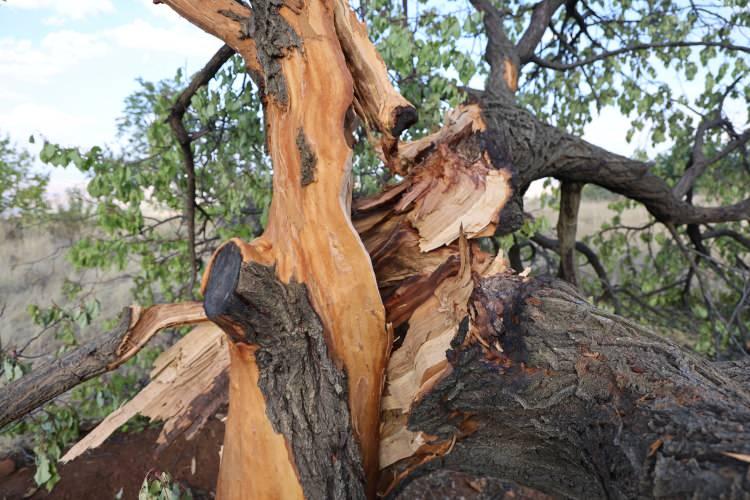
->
[162,0,416,497]
[3,1,749,498]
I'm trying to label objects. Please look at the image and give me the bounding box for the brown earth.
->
[0,418,224,500]
[0,414,551,499]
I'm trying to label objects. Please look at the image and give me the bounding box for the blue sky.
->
[1,0,222,193]
[1,0,705,198]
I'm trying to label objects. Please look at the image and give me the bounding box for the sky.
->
[0,0,222,193]
[0,0,671,198]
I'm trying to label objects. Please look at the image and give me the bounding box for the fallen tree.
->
[2,0,750,498]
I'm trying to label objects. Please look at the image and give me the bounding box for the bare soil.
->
[0,418,224,499]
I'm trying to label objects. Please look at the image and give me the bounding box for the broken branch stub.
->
[204,242,367,499]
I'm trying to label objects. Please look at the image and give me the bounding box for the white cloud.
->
[0,30,109,82]
[42,16,66,26]
[0,15,220,84]
[0,102,111,147]
[105,19,220,59]
[4,0,114,20]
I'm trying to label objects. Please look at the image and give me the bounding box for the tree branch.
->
[0,302,206,429]
[530,233,622,313]
[469,0,519,92]
[168,44,235,296]
[478,92,750,227]
[556,180,583,285]
[701,227,750,252]
[516,0,566,64]
[159,0,263,79]
[529,40,750,70]
[529,41,750,71]
[673,126,750,199]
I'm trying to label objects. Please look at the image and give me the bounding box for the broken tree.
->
[2,0,750,498]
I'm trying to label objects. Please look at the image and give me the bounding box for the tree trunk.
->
[162,0,415,497]
[382,274,750,499]
[3,1,749,498]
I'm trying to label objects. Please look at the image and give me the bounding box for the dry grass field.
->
[0,195,651,354]
[0,221,133,358]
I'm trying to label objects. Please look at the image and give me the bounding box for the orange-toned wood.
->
[164,0,410,496]
[216,343,305,499]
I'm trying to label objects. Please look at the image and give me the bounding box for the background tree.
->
[0,0,748,497]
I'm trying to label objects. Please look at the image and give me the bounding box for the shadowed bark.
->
[3,1,749,499]
[556,181,583,285]
[384,275,750,499]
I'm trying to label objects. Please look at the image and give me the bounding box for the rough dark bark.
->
[475,91,750,231]
[556,181,583,285]
[203,242,367,500]
[0,309,131,429]
[385,275,750,499]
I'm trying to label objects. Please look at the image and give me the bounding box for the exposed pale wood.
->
[0,302,206,429]
[384,105,487,174]
[61,323,227,463]
[332,0,416,137]
[400,147,510,251]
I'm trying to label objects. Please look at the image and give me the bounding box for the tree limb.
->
[701,227,750,252]
[168,44,235,296]
[673,127,750,199]
[530,233,622,313]
[477,91,750,228]
[516,0,566,64]
[0,302,206,429]
[556,180,583,285]
[529,40,750,70]
[469,0,519,92]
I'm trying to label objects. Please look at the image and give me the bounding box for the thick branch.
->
[332,0,417,138]
[477,91,750,227]
[385,276,750,498]
[159,0,263,79]
[0,302,206,429]
[470,0,519,92]
[516,0,566,64]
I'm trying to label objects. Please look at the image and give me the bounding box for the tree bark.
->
[382,275,750,499]
[556,181,583,285]
[4,1,749,499]
[0,302,205,429]
[161,0,416,497]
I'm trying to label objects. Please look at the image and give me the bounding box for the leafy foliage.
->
[1,0,749,491]
[138,472,193,500]
[0,136,48,217]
